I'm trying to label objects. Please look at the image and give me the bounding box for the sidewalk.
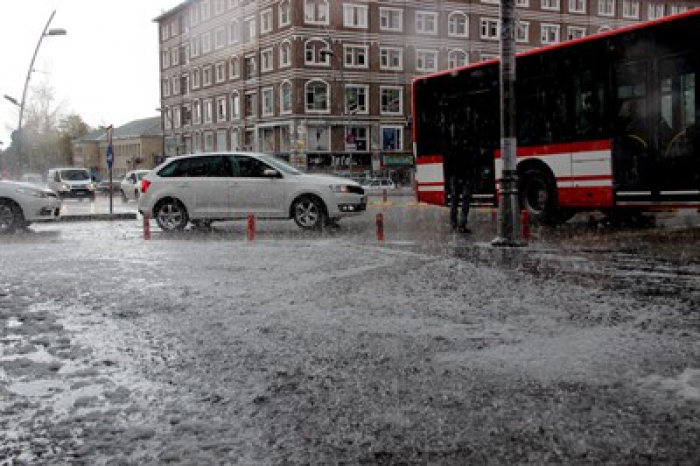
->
[59,195,138,221]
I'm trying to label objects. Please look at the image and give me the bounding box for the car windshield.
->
[136,172,148,180]
[60,170,90,181]
[256,154,302,176]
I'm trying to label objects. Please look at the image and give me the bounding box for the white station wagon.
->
[138,152,367,231]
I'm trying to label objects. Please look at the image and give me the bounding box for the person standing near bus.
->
[448,160,473,234]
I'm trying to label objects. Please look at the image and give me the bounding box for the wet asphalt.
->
[1,194,699,464]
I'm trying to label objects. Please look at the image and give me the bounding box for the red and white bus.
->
[413,9,700,224]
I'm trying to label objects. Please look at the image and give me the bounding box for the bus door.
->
[613,61,654,197]
[655,54,700,204]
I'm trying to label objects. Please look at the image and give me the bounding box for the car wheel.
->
[154,199,189,232]
[292,195,327,230]
[121,190,128,203]
[0,199,25,234]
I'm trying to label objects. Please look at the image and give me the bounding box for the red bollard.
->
[376,213,385,242]
[491,209,498,223]
[521,209,530,241]
[143,214,151,240]
[383,189,388,204]
[247,213,255,241]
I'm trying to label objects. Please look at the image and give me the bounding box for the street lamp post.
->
[5,10,66,175]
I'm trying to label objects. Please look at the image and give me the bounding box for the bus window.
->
[574,70,607,140]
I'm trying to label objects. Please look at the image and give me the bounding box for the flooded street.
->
[1,198,700,464]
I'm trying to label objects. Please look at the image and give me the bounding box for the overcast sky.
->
[0,0,183,145]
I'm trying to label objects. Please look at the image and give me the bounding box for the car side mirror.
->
[263,168,279,178]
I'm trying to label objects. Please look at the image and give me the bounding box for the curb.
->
[60,213,138,222]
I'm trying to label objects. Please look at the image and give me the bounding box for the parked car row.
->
[2,153,370,234]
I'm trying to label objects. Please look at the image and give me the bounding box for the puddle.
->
[7,379,67,397]
[6,317,22,328]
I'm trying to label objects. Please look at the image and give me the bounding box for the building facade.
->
[155,0,695,182]
[72,117,163,180]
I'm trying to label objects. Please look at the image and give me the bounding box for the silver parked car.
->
[138,152,367,232]
[120,170,150,202]
[0,180,61,234]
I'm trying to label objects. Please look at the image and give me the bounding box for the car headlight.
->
[60,183,70,191]
[16,187,49,198]
[329,185,352,193]
[87,183,96,190]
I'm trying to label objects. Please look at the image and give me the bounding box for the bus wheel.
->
[519,168,558,224]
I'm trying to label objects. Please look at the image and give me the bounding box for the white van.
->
[46,168,97,201]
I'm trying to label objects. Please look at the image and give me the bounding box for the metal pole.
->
[492,0,524,247]
[16,10,58,174]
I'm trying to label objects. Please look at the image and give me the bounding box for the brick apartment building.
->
[155,0,695,182]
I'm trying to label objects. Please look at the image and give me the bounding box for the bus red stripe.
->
[417,154,443,165]
[495,140,612,159]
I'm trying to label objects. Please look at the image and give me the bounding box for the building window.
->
[171,47,179,66]
[345,85,368,114]
[648,3,664,20]
[190,37,200,57]
[260,9,273,34]
[480,18,500,39]
[380,47,403,70]
[480,53,498,62]
[214,0,225,15]
[345,127,368,152]
[416,11,438,35]
[231,91,241,119]
[204,99,213,123]
[244,92,257,119]
[598,0,615,17]
[344,45,368,68]
[201,32,212,54]
[161,24,169,41]
[567,26,586,40]
[305,0,329,25]
[448,50,468,68]
[516,0,530,6]
[161,50,170,69]
[173,107,182,128]
[516,21,530,43]
[622,0,640,18]
[416,50,438,72]
[215,27,226,49]
[380,86,403,115]
[245,55,256,79]
[260,128,274,153]
[190,6,199,26]
[172,76,180,95]
[229,21,239,44]
[262,87,274,116]
[217,129,227,151]
[448,12,468,37]
[193,100,202,124]
[244,16,257,43]
[569,0,586,13]
[280,40,292,67]
[215,62,226,83]
[671,5,688,15]
[305,39,331,66]
[541,24,560,44]
[201,0,211,21]
[204,132,214,152]
[216,96,227,122]
[280,81,293,114]
[279,0,291,27]
[542,0,560,11]
[261,48,274,72]
[308,126,330,152]
[203,65,213,86]
[231,128,241,150]
[192,68,201,89]
[162,79,170,97]
[229,56,240,79]
[343,4,368,29]
[380,7,403,31]
[381,126,403,151]
[305,80,329,113]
